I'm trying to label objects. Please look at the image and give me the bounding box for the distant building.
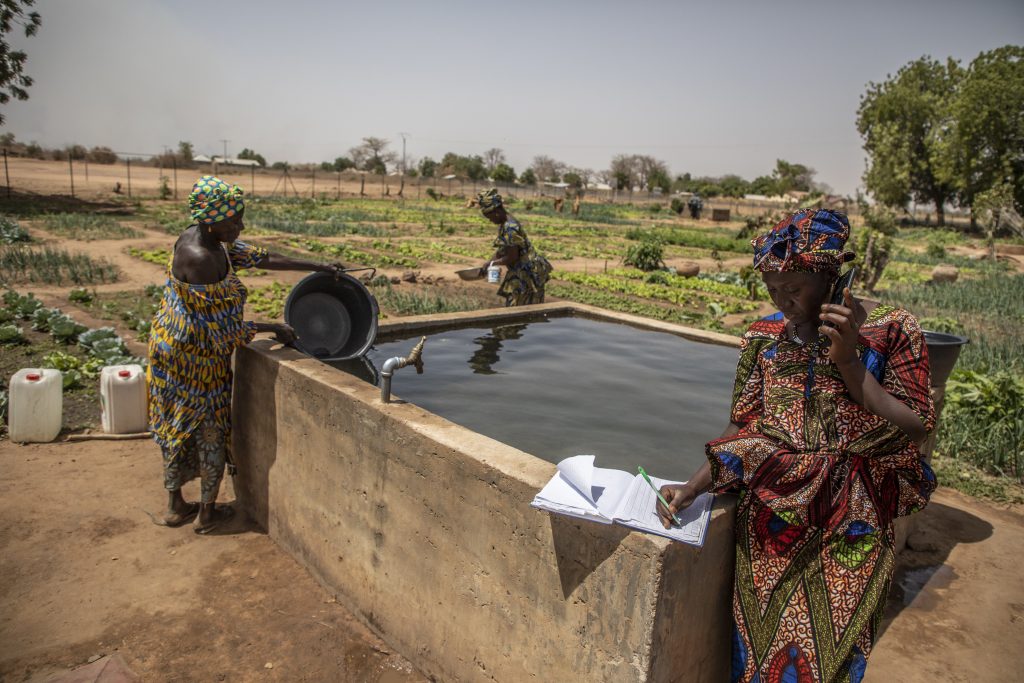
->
[211,156,261,167]
[192,154,213,163]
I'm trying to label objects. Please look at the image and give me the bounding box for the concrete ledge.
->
[233,305,737,682]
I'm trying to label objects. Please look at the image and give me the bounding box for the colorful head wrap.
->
[189,175,245,225]
[477,188,503,215]
[751,209,855,272]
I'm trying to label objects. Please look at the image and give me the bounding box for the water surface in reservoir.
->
[331,316,740,478]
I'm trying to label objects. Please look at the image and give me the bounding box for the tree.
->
[237,148,266,166]
[0,0,41,125]
[349,136,397,174]
[857,56,961,225]
[331,156,356,172]
[771,159,815,194]
[418,156,437,178]
[749,174,778,196]
[491,162,516,184]
[718,174,750,198]
[530,155,565,183]
[609,154,670,191]
[439,152,487,180]
[518,168,537,186]
[177,141,194,163]
[483,148,506,173]
[563,171,584,190]
[947,46,1024,218]
[610,155,636,190]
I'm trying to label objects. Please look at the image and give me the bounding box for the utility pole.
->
[219,139,230,162]
[399,132,409,175]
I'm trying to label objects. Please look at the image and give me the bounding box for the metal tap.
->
[380,336,426,403]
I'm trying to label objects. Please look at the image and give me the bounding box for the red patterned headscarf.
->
[752,209,855,272]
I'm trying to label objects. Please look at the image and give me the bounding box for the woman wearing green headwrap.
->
[148,175,344,534]
[476,188,552,306]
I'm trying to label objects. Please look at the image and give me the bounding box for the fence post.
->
[250,164,255,198]
[360,174,365,197]
[126,158,132,198]
[173,158,178,199]
[3,148,10,198]
[68,156,75,198]
[337,171,341,199]
[311,169,316,198]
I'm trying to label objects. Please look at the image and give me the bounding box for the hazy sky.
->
[3,0,1022,195]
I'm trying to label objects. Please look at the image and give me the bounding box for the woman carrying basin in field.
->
[476,188,552,306]
[148,175,343,534]
[657,209,935,682]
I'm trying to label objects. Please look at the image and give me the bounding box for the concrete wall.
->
[232,304,739,682]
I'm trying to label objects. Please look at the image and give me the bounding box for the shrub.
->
[623,239,666,272]
[0,323,24,344]
[670,198,685,215]
[940,369,1024,480]
[0,216,30,244]
[69,288,93,303]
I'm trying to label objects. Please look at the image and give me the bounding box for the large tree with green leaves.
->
[857,56,961,225]
[947,46,1024,218]
[0,0,41,125]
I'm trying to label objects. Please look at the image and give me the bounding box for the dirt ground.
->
[0,437,428,683]
[1,434,1021,682]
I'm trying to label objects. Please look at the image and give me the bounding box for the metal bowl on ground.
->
[284,272,379,361]
[455,267,484,281]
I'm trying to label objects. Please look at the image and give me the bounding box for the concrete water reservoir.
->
[232,302,742,682]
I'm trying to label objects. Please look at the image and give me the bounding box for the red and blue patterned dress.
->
[708,305,936,683]
[147,240,268,502]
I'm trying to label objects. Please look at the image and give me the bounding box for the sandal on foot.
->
[159,502,200,527]
[193,505,235,535]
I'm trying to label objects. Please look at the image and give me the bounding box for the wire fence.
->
[0,152,975,228]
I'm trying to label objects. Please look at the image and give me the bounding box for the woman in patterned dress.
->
[149,175,343,534]
[657,209,935,682]
[476,188,552,306]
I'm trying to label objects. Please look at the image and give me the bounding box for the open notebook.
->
[531,455,713,546]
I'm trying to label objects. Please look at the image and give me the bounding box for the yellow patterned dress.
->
[147,240,268,502]
[493,217,552,306]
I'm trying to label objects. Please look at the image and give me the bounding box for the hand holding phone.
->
[823,268,856,328]
[819,267,859,363]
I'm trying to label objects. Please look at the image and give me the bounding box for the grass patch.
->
[0,245,119,285]
[930,452,1024,504]
[370,281,485,317]
[40,214,141,240]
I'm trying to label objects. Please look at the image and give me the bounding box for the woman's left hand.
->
[818,287,860,365]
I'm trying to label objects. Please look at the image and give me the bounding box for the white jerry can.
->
[8,368,63,443]
[100,364,148,434]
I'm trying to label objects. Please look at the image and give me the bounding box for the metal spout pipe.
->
[380,336,426,403]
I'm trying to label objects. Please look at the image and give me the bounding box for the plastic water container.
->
[8,368,63,443]
[487,263,501,284]
[100,364,148,434]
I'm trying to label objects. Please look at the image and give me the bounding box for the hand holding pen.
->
[653,478,701,530]
[639,466,686,528]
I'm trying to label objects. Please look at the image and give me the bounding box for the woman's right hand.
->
[657,483,698,529]
[272,323,296,345]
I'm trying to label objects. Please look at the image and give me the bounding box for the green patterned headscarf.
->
[189,175,245,225]
[477,188,503,215]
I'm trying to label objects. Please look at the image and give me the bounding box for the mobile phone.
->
[830,267,856,307]
[823,267,856,330]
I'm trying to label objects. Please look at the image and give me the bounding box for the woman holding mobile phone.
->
[657,209,935,682]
